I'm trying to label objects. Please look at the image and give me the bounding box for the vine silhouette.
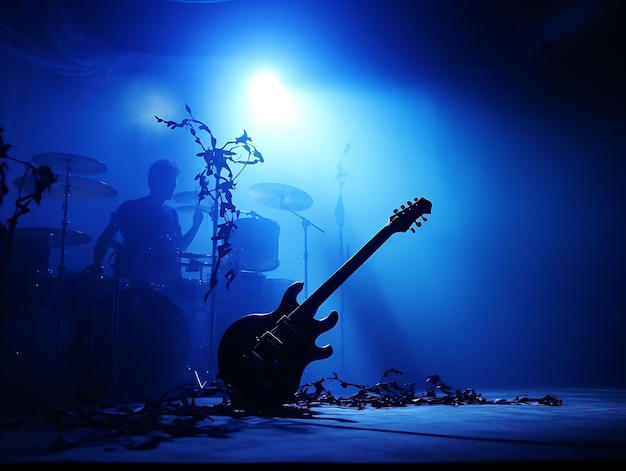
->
[154,105,264,301]
[0,127,57,292]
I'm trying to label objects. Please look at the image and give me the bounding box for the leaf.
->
[154,107,266,297]
[235,130,250,144]
[224,267,236,290]
[0,143,13,157]
[37,165,57,185]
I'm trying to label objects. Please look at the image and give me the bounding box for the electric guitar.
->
[217,197,432,409]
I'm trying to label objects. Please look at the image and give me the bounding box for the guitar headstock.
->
[389,197,432,233]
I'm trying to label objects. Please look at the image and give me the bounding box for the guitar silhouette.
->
[217,197,432,409]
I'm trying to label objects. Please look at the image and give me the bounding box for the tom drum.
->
[229,217,280,272]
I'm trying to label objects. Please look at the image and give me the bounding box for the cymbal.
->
[13,175,117,200]
[248,183,313,211]
[175,205,213,215]
[32,153,107,175]
[172,191,203,204]
[13,227,92,247]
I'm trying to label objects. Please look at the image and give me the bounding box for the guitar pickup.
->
[277,315,296,334]
[259,330,284,347]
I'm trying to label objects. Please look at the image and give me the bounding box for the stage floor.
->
[0,384,625,467]
[1,309,625,466]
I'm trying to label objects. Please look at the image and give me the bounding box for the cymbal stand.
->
[281,205,325,298]
[108,250,123,396]
[54,172,72,371]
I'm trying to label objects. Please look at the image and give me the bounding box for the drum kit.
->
[3,152,322,398]
[247,182,325,298]
[4,153,116,316]
[171,182,321,280]
[10,151,116,270]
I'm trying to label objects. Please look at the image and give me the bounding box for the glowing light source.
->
[247,70,293,123]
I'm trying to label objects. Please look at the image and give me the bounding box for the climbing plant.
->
[0,126,57,288]
[154,105,264,300]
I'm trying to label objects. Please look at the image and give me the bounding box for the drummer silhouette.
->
[71,159,205,400]
[86,159,204,284]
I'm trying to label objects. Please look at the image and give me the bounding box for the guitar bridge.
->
[243,350,263,367]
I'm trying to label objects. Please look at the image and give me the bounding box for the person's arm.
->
[83,213,118,274]
[93,220,117,267]
[179,206,204,252]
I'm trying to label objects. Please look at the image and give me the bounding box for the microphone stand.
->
[281,204,324,298]
[206,179,221,383]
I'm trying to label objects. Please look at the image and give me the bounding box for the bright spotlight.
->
[247,71,293,123]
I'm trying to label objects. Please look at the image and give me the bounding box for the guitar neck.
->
[296,222,396,314]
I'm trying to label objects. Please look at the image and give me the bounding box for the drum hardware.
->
[248,182,324,297]
[179,259,211,270]
[14,153,117,371]
[180,252,211,260]
[1,229,92,316]
[178,252,211,279]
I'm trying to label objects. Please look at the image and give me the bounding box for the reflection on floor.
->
[1,362,625,467]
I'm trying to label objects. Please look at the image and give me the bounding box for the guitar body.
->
[217,281,339,409]
[217,197,431,410]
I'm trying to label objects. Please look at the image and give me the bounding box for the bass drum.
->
[229,217,280,272]
[66,288,189,400]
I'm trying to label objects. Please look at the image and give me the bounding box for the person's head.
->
[147,159,180,199]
